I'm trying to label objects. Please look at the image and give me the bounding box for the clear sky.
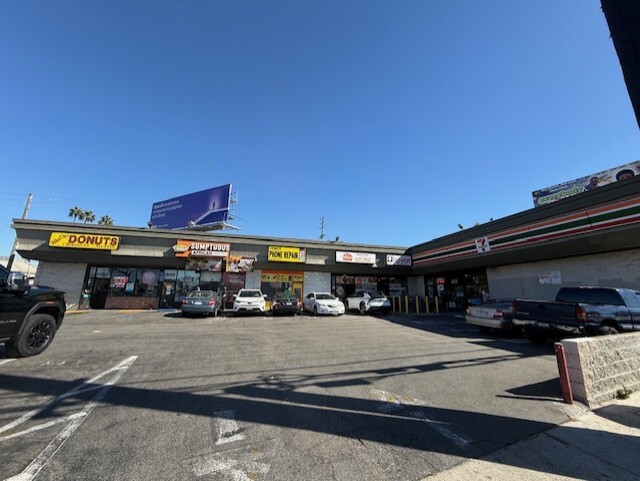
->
[1,1,639,257]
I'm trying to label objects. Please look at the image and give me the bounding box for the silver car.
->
[465,299,514,332]
[180,290,221,318]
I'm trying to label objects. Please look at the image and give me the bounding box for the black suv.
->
[0,265,66,357]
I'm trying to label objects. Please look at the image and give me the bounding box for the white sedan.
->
[303,292,345,316]
[344,291,392,314]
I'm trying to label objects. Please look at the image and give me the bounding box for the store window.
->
[108,267,138,296]
[175,270,200,303]
[261,271,303,299]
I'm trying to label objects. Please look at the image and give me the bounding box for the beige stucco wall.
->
[487,248,640,300]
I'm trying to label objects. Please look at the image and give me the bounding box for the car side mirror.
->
[7,272,28,293]
[263,295,268,299]
[232,294,237,299]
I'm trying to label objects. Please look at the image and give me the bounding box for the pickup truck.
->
[0,266,66,357]
[512,286,640,343]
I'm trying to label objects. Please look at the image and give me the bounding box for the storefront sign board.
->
[386,254,412,266]
[173,240,230,258]
[268,246,307,263]
[49,232,120,250]
[336,251,376,264]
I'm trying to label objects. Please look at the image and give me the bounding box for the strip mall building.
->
[11,177,640,311]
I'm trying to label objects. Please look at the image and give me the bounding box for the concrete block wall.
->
[245,270,261,289]
[35,261,87,310]
[488,248,640,300]
[562,333,640,408]
[303,272,331,296]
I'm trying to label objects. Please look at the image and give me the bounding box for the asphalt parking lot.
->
[0,310,582,481]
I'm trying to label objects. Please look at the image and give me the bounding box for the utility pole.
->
[319,216,325,241]
[7,193,33,271]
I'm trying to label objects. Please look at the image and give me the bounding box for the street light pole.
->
[6,193,33,271]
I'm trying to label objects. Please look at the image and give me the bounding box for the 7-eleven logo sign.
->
[475,237,491,253]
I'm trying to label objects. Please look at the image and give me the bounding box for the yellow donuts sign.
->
[49,232,120,250]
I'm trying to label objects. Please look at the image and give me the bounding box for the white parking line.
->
[370,388,471,447]
[214,410,245,445]
[2,356,138,481]
[0,359,16,366]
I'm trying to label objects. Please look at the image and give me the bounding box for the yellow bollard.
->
[435,297,440,314]
[415,296,419,314]
[404,296,409,314]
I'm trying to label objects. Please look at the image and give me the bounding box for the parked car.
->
[232,288,267,315]
[303,292,345,316]
[181,290,221,317]
[271,292,301,316]
[513,286,640,343]
[465,299,515,332]
[344,291,392,314]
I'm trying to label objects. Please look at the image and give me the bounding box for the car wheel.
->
[598,325,618,335]
[6,314,57,358]
[314,306,318,316]
[359,302,367,315]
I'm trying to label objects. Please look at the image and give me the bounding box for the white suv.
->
[232,289,266,315]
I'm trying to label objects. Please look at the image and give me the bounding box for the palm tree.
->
[98,215,114,225]
[68,206,83,222]
[83,210,95,223]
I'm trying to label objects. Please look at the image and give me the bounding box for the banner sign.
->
[268,246,306,263]
[49,232,120,250]
[186,258,223,271]
[532,160,640,207]
[386,254,412,266]
[336,251,376,264]
[173,240,230,258]
[150,184,232,229]
[226,256,255,273]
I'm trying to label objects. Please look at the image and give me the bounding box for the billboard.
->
[150,184,232,229]
[532,160,640,207]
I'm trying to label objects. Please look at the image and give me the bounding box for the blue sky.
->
[1,1,639,257]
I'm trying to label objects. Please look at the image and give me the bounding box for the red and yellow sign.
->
[172,240,230,257]
[49,232,120,250]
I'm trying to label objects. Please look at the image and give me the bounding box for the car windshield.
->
[239,290,262,298]
[316,293,336,300]
[368,291,386,299]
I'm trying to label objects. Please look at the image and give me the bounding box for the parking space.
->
[0,310,578,481]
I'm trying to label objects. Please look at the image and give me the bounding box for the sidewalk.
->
[423,393,640,480]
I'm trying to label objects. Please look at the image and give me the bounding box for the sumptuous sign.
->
[532,160,640,207]
[268,246,306,263]
[49,232,120,250]
[336,251,376,264]
[386,254,411,266]
[150,184,232,229]
[172,240,230,257]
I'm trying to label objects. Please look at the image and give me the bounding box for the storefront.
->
[12,220,413,311]
[424,270,488,311]
[332,274,408,300]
